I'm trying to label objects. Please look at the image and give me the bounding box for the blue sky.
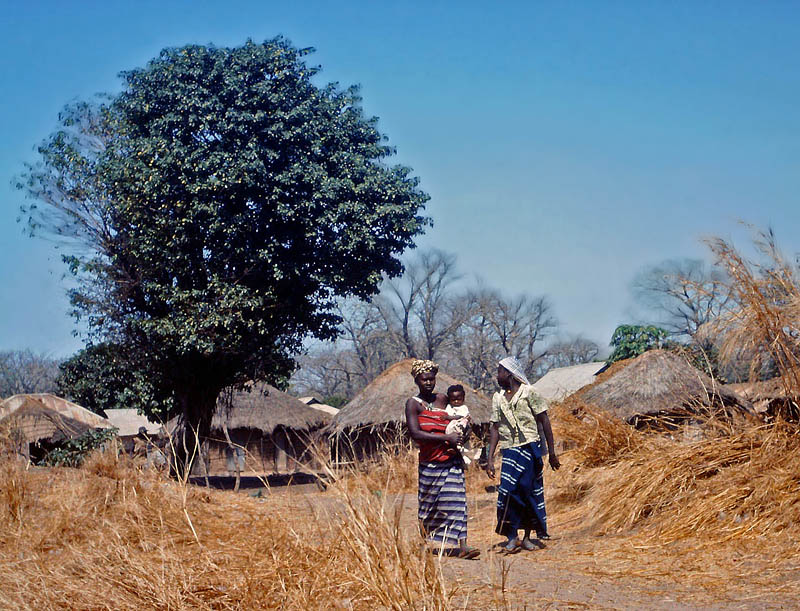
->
[2,1,800,358]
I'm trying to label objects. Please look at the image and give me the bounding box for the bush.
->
[39,428,118,468]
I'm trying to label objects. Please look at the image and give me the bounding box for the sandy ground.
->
[223,476,800,610]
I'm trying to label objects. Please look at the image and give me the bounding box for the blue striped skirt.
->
[496,442,548,538]
[418,459,468,546]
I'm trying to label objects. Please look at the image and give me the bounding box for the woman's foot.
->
[520,537,545,551]
[457,546,480,559]
[499,537,521,554]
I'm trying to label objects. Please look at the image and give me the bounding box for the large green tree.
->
[19,39,429,468]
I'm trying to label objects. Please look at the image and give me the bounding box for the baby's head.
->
[447,384,465,407]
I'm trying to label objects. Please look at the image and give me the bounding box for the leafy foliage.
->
[324,395,347,409]
[38,427,118,468]
[56,343,173,418]
[18,38,429,450]
[608,324,668,364]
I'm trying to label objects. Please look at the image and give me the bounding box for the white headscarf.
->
[499,356,530,386]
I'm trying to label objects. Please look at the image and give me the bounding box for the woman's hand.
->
[548,452,561,471]
[443,433,461,446]
[485,458,496,479]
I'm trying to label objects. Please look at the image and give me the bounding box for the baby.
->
[444,384,473,465]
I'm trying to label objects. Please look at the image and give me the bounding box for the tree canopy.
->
[18,38,430,463]
[607,324,668,364]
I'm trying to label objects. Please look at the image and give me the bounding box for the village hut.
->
[298,396,340,416]
[0,394,112,461]
[103,409,166,454]
[204,384,333,476]
[532,361,609,401]
[580,350,752,427]
[727,377,799,421]
[329,359,493,462]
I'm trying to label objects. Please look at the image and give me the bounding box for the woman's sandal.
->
[498,541,521,555]
[457,547,480,559]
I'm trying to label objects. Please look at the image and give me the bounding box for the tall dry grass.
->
[0,447,456,610]
[707,228,800,395]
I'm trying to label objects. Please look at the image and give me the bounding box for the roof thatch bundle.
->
[581,350,752,423]
[0,394,111,444]
[533,362,608,401]
[212,384,332,435]
[330,359,493,433]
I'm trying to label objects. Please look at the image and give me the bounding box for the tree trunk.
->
[171,385,220,480]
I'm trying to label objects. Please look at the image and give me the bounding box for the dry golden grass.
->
[3,417,800,609]
[0,448,455,610]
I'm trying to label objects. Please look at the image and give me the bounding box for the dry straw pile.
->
[544,230,800,566]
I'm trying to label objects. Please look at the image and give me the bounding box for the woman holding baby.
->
[405,359,480,559]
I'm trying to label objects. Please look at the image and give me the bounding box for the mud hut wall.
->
[203,429,279,476]
[202,427,328,475]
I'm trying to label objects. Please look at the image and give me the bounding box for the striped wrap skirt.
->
[418,459,468,546]
[496,442,548,538]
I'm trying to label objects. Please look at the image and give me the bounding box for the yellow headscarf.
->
[410,359,439,379]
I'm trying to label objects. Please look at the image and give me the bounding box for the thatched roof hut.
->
[581,350,752,425]
[213,384,331,434]
[533,362,608,401]
[0,394,111,445]
[330,359,493,434]
[202,384,333,476]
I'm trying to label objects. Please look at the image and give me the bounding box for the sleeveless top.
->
[413,397,457,464]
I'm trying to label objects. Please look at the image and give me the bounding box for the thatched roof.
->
[533,362,608,401]
[581,350,751,422]
[104,409,164,437]
[0,394,111,444]
[211,384,331,435]
[298,396,340,416]
[330,359,493,433]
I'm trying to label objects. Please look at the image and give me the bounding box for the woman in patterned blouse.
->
[485,357,560,554]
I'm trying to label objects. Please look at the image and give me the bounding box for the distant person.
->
[485,356,560,554]
[443,384,474,466]
[136,426,168,472]
[405,359,479,559]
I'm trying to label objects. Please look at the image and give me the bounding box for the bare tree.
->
[290,345,361,400]
[532,336,601,380]
[632,259,734,341]
[448,287,558,391]
[0,350,61,397]
[378,250,464,360]
[291,252,559,399]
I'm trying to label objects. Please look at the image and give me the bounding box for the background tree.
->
[18,39,429,470]
[533,336,601,378]
[439,285,558,390]
[607,324,668,363]
[0,350,60,397]
[632,258,733,341]
[377,249,464,359]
